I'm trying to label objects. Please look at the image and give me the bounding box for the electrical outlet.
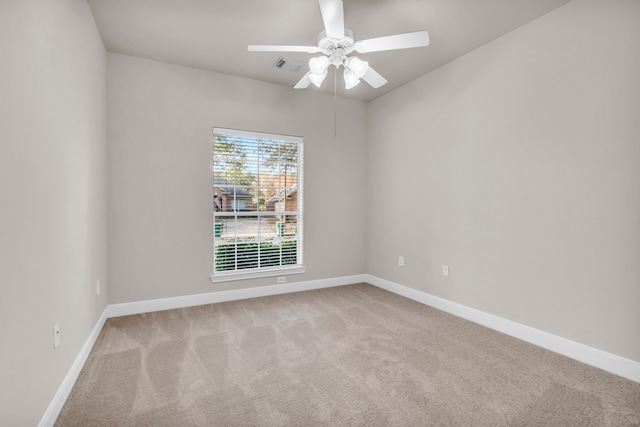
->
[277,276,286,284]
[53,323,60,348]
[442,265,449,277]
[96,279,100,295]
[398,256,404,267]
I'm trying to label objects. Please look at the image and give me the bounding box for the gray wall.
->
[367,0,640,362]
[107,53,368,304]
[0,0,108,424]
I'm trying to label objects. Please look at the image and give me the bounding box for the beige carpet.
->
[56,283,640,426]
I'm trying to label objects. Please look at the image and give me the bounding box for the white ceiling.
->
[88,0,571,102]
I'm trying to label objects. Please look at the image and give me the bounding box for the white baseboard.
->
[364,274,640,384]
[107,274,368,318]
[38,307,109,427]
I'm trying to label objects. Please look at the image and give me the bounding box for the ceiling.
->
[88,0,571,102]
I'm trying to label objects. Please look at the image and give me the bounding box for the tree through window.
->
[211,128,304,282]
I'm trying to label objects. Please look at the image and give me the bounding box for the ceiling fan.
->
[248,0,429,91]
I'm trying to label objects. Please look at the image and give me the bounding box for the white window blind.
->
[211,128,304,282]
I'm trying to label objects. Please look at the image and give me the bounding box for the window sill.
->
[210,265,306,283]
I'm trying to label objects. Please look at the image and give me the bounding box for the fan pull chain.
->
[334,66,337,137]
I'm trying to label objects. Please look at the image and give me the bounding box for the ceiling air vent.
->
[273,57,303,73]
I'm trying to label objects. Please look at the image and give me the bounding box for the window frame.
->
[210,127,305,283]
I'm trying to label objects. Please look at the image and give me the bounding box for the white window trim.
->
[212,265,306,283]
[210,127,305,283]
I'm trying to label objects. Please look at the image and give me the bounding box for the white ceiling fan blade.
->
[361,66,387,88]
[319,0,344,40]
[354,31,430,54]
[294,72,312,89]
[248,45,320,53]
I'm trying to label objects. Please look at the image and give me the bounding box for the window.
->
[211,128,304,282]
[232,199,246,211]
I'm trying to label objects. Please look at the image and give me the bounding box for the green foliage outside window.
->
[215,241,297,271]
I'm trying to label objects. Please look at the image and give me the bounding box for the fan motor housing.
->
[318,29,355,50]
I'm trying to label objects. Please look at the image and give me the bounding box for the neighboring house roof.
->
[213,176,253,197]
[267,185,297,204]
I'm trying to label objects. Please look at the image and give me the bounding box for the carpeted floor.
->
[56,283,640,426]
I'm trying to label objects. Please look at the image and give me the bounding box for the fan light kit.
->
[248,0,430,91]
